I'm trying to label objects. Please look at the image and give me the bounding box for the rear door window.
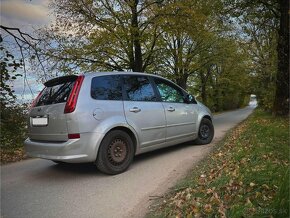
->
[123,75,157,101]
[91,75,122,100]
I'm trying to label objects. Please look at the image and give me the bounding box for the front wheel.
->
[96,130,134,175]
[194,118,214,145]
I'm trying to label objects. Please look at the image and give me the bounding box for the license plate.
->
[31,117,48,126]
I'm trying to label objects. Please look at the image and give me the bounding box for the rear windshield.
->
[36,80,75,106]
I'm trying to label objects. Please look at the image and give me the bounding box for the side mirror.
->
[184,94,197,104]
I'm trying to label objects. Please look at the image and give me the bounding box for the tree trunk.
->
[273,0,289,115]
[201,83,207,104]
[176,74,188,90]
[131,0,143,72]
[199,67,212,104]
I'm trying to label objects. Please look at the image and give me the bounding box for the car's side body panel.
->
[123,101,166,148]
[162,102,198,141]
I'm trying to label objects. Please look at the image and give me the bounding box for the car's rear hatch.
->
[28,75,79,142]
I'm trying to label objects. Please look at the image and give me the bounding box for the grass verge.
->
[147,110,289,218]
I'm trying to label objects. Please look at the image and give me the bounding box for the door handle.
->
[167,107,175,112]
[129,107,141,113]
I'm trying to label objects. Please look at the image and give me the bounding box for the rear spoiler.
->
[44,75,78,87]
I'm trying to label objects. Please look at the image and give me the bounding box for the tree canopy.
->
[1,0,288,115]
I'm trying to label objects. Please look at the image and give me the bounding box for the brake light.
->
[30,89,44,109]
[68,133,80,139]
[64,75,84,113]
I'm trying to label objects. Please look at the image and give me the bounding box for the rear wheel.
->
[96,130,134,175]
[194,118,214,145]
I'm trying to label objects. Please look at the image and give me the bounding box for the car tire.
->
[96,130,134,175]
[194,118,214,145]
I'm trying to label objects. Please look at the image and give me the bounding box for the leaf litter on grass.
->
[148,110,289,218]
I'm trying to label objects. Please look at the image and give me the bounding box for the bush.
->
[0,102,27,150]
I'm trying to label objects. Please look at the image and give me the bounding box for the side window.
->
[123,76,156,101]
[154,78,185,103]
[91,75,122,100]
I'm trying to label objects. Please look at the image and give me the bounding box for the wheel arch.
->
[109,126,137,154]
[202,115,212,122]
[197,112,213,128]
[97,126,138,159]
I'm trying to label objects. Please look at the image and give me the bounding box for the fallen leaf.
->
[232,169,238,177]
[203,204,213,213]
[218,203,226,218]
[262,184,269,190]
[255,192,261,198]
[176,214,182,218]
[191,205,199,214]
[250,182,255,187]
[175,199,183,208]
[223,194,231,202]
[206,188,213,194]
[245,197,253,206]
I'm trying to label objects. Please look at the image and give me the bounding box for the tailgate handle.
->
[129,107,141,113]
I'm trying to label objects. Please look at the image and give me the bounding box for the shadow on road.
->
[27,141,201,180]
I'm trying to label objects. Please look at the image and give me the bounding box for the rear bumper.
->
[24,132,104,163]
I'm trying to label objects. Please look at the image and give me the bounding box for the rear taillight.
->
[30,89,44,109]
[64,75,84,114]
[68,133,80,139]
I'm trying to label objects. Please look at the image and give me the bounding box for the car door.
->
[153,77,198,141]
[123,75,166,148]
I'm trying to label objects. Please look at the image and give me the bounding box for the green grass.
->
[147,110,289,218]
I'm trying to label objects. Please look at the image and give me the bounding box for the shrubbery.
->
[0,102,28,163]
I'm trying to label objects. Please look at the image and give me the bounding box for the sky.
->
[1,0,51,102]
[1,0,50,29]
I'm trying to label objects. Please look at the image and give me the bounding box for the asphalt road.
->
[1,106,254,218]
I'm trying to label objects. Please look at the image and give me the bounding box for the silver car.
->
[24,72,214,174]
